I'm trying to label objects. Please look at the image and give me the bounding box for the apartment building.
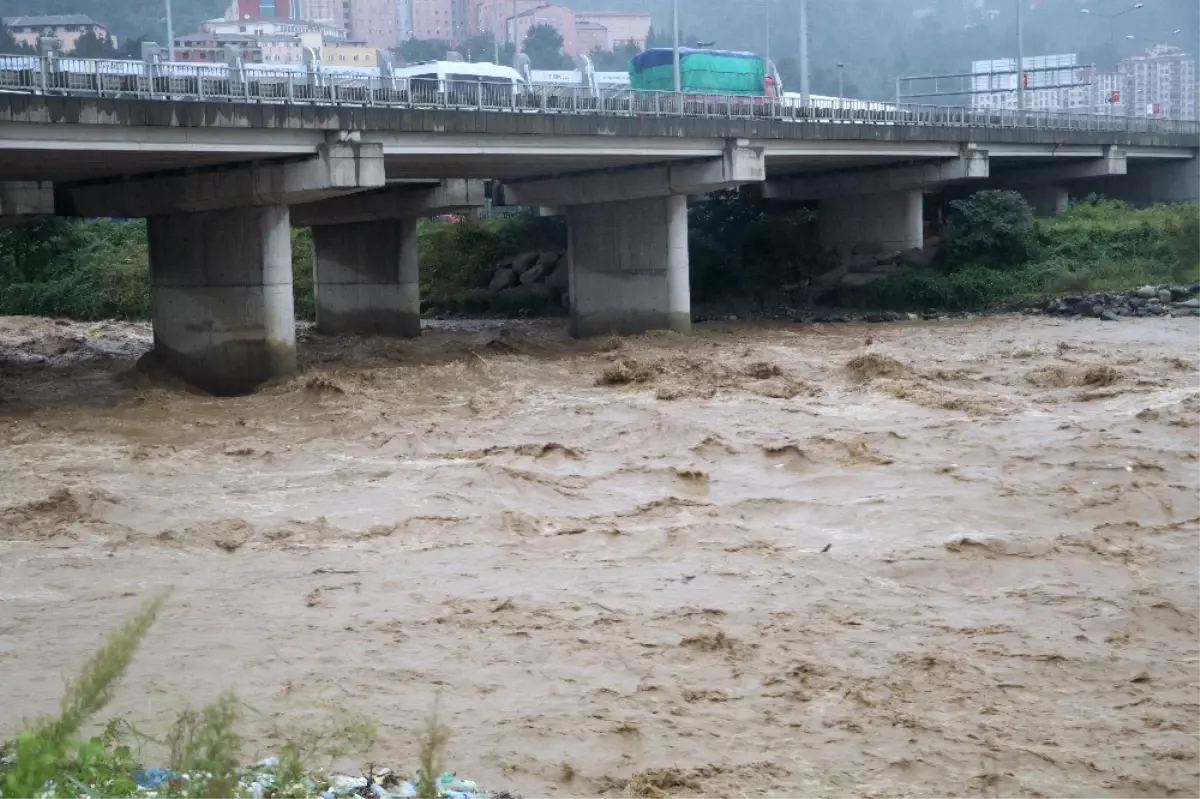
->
[1119,45,1198,121]
[2,14,112,52]
[348,0,400,49]
[410,0,455,41]
[234,0,295,19]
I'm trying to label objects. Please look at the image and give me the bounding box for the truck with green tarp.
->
[627,48,778,97]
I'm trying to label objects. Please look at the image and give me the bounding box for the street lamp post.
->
[672,0,681,95]
[1080,4,1145,50]
[798,0,809,106]
[1016,0,1025,113]
[165,0,175,62]
[836,62,844,110]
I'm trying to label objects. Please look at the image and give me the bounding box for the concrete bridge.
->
[0,85,1197,393]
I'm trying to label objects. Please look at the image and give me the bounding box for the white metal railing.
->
[1,56,1197,135]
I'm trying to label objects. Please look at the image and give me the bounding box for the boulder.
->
[1099,309,1122,322]
[520,260,555,285]
[512,251,540,272]
[488,267,519,291]
[535,250,559,267]
[840,271,891,289]
[528,283,559,301]
[1176,298,1200,309]
[498,284,535,303]
[897,247,937,268]
[1171,286,1192,301]
[848,253,879,274]
[1135,285,1158,300]
[813,263,851,288]
[544,262,569,291]
[1158,289,1173,304]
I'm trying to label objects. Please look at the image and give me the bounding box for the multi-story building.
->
[572,11,649,50]
[259,33,304,63]
[2,14,113,52]
[970,54,1081,112]
[1119,45,1198,121]
[174,31,262,63]
[294,0,344,26]
[509,5,574,53]
[322,39,378,65]
[410,0,455,41]
[234,0,295,20]
[348,0,400,50]
[203,17,347,40]
[467,0,547,40]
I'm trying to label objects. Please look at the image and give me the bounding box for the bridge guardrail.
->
[1,56,1197,135]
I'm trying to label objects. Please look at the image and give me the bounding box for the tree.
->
[71,29,118,58]
[645,26,671,50]
[522,23,570,70]
[114,36,149,60]
[393,37,452,65]
[588,42,640,72]
[0,23,34,55]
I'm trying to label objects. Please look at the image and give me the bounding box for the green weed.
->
[1,591,168,798]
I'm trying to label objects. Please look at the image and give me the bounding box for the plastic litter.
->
[38,754,502,799]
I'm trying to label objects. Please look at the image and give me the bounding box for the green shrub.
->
[689,189,831,301]
[419,212,565,299]
[941,190,1037,270]
[0,219,150,319]
[292,227,315,321]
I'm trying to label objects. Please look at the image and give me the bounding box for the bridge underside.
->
[0,96,1196,394]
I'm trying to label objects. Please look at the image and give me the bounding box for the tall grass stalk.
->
[2,591,169,798]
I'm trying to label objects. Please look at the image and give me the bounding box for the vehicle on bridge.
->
[389,61,527,106]
[629,48,783,100]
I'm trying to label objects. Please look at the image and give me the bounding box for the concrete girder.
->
[989,147,1127,189]
[495,139,765,207]
[762,147,989,201]
[291,179,486,226]
[58,141,385,218]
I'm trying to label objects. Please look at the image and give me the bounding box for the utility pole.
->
[798,0,810,106]
[764,2,770,69]
[672,0,681,95]
[1016,0,1025,112]
[165,0,175,62]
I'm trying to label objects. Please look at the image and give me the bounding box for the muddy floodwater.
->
[1,314,1198,797]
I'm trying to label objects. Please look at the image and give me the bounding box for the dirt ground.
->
[1,314,1197,798]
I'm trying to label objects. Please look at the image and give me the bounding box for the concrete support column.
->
[1088,159,1200,206]
[567,194,690,338]
[148,205,296,396]
[311,219,420,337]
[820,189,923,261]
[1020,185,1069,216]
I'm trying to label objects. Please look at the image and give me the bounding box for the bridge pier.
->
[496,139,764,338]
[567,195,690,337]
[148,205,297,396]
[291,181,485,338]
[1086,159,1200,206]
[310,219,421,337]
[1020,185,1070,216]
[820,190,924,260]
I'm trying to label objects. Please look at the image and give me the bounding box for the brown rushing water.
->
[1,314,1198,798]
